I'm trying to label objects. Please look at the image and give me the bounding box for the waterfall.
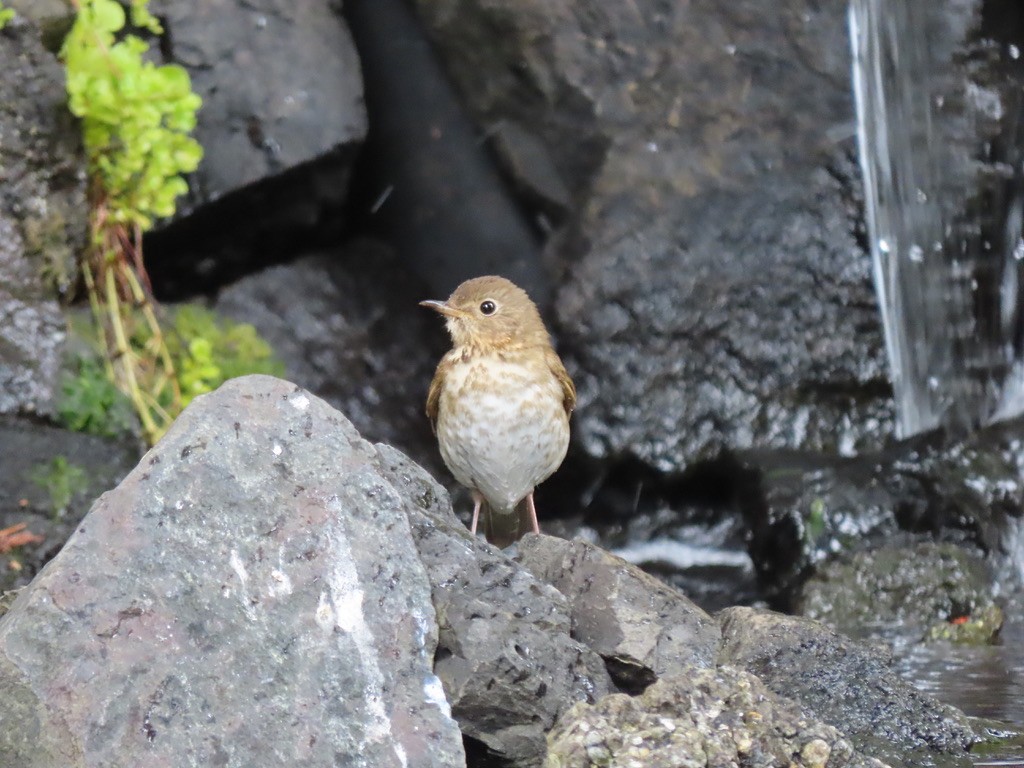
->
[849,0,1024,439]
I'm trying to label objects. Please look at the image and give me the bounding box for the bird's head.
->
[420,275,549,350]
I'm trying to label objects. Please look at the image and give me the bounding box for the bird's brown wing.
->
[425,360,445,434]
[546,347,577,416]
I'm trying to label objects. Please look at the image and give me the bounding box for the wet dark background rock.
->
[344,0,549,303]
[734,416,1024,608]
[410,0,894,474]
[145,0,367,297]
[798,541,1000,642]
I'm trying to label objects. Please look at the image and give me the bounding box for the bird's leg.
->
[525,492,541,534]
[470,491,483,535]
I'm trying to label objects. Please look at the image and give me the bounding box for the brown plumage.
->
[421,276,575,546]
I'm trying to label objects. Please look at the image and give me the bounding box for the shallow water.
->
[896,615,1024,726]
[887,592,1024,766]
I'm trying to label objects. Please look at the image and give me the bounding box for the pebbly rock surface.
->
[376,445,613,767]
[0,376,464,767]
[516,534,720,692]
[546,666,890,768]
[145,0,367,296]
[717,607,978,767]
[0,15,86,417]
[412,0,893,474]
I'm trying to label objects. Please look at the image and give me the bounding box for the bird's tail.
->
[482,497,534,549]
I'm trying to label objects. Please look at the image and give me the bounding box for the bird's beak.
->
[419,300,465,319]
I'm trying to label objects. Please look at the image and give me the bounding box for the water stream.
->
[850,0,1024,440]
[849,0,1024,759]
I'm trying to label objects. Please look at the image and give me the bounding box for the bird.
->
[421,275,576,547]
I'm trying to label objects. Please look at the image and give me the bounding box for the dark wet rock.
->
[718,606,978,767]
[516,534,720,692]
[799,541,1000,642]
[213,241,444,476]
[0,16,86,417]
[546,666,889,768]
[736,417,1024,607]
[377,447,614,766]
[345,0,548,303]
[0,376,465,767]
[0,417,139,592]
[412,0,893,473]
[146,0,367,297]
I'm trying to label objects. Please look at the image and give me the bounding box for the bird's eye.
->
[479,300,496,315]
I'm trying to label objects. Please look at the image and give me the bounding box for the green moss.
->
[22,207,77,300]
[57,353,137,438]
[925,604,1004,645]
[161,305,285,407]
[30,456,90,518]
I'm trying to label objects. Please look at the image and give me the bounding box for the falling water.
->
[850,0,1024,439]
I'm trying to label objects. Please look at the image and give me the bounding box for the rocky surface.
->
[799,541,1001,643]
[0,375,992,767]
[412,0,893,474]
[718,607,978,767]
[735,418,1024,607]
[0,376,465,767]
[547,666,890,768]
[0,15,85,417]
[377,446,613,766]
[516,535,720,692]
[145,0,367,296]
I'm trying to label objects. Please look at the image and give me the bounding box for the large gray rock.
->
[0,15,85,416]
[146,0,367,296]
[0,376,464,767]
[717,607,977,767]
[412,0,892,473]
[546,666,890,768]
[516,534,720,692]
[376,446,614,767]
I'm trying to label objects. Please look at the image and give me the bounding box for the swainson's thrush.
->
[421,276,576,547]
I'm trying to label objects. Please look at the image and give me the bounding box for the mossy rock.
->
[798,542,998,643]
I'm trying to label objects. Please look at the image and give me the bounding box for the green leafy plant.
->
[63,0,202,230]
[31,456,90,518]
[0,4,15,30]
[57,354,137,438]
[61,0,203,444]
[161,306,286,407]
